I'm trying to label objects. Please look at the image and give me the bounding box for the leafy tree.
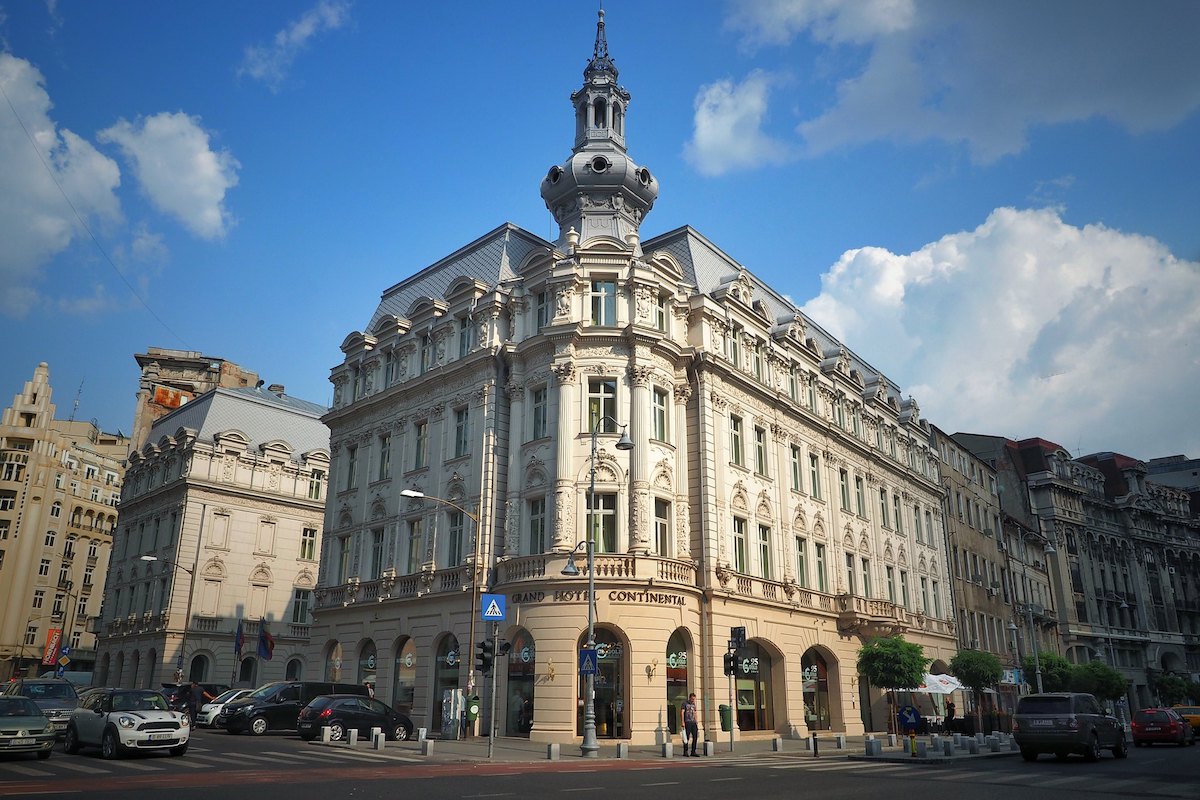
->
[950,650,1003,728]
[857,635,929,733]
[1069,661,1126,701]
[1021,653,1073,692]
[1153,674,1191,706]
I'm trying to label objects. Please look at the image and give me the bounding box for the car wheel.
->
[101,728,122,760]
[1020,748,1038,762]
[1083,734,1100,762]
[390,724,410,742]
[1112,737,1128,759]
[36,750,51,760]
[170,743,189,757]
[328,721,346,742]
[63,725,81,755]
[249,716,269,736]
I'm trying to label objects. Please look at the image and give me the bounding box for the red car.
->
[1131,707,1194,746]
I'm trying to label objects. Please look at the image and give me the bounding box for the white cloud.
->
[683,70,793,176]
[0,53,122,316]
[801,207,1200,459]
[239,0,351,91]
[99,112,240,240]
[721,0,1200,163]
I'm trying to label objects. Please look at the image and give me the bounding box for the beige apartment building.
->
[93,385,329,689]
[0,363,128,681]
[307,11,957,747]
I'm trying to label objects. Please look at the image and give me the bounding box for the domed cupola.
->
[540,9,659,249]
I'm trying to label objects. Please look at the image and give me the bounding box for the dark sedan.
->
[1131,707,1194,747]
[297,695,413,742]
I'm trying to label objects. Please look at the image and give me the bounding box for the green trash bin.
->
[719,704,732,732]
[466,695,481,721]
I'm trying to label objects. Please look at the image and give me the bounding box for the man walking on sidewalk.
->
[682,693,700,757]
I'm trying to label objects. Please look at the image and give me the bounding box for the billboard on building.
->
[153,385,191,409]
[41,628,63,666]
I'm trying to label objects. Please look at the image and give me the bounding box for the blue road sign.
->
[579,648,598,675]
[481,593,507,621]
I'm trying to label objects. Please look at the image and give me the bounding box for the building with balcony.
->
[93,384,329,688]
[309,11,957,746]
[0,363,127,681]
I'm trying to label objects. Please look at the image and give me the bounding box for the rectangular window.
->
[839,469,851,512]
[900,571,910,608]
[932,580,942,617]
[378,434,391,481]
[815,543,827,592]
[807,377,817,412]
[0,492,15,511]
[861,558,872,597]
[752,344,764,381]
[38,558,50,576]
[879,487,889,528]
[654,498,671,555]
[384,350,396,387]
[300,527,317,560]
[886,566,896,603]
[893,494,903,534]
[44,530,56,547]
[913,504,923,542]
[536,291,552,330]
[344,446,358,491]
[808,454,822,500]
[308,469,325,500]
[528,497,547,553]
[24,626,37,646]
[454,407,470,458]
[653,293,668,332]
[845,552,856,595]
[728,324,742,367]
[420,335,434,374]
[32,588,45,609]
[338,537,351,582]
[854,476,866,517]
[926,510,935,540]
[788,368,799,403]
[733,517,747,573]
[790,446,802,492]
[590,279,616,326]
[758,525,772,580]
[730,416,744,466]
[413,421,428,469]
[291,589,311,624]
[588,378,618,433]
[531,387,549,440]
[447,511,464,566]
[850,404,861,437]
[406,519,423,573]
[83,566,94,585]
[835,396,846,429]
[920,576,930,613]
[589,493,617,553]
[370,528,384,579]
[458,316,474,358]
[754,427,768,475]
[652,388,669,442]
[794,537,808,588]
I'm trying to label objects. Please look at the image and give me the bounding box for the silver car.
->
[64,688,189,759]
[2,678,78,739]
[1013,692,1127,762]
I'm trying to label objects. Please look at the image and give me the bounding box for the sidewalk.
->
[318,731,1019,766]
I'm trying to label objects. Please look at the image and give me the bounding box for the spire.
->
[586,9,618,79]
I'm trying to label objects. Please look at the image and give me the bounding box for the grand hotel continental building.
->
[310,11,957,745]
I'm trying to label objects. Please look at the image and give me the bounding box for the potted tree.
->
[857,635,928,734]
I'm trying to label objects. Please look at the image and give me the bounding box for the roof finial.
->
[585,6,617,79]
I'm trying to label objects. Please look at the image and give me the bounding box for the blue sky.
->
[2,0,1198,462]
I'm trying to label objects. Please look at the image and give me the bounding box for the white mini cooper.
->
[65,688,189,759]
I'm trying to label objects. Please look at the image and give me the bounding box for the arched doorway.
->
[358,640,377,695]
[393,638,416,713]
[325,641,344,681]
[802,648,832,731]
[188,654,209,682]
[665,629,691,737]
[578,628,625,739]
[432,635,460,734]
[286,658,303,680]
[733,640,774,731]
[506,628,535,736]
[239,656,257,686]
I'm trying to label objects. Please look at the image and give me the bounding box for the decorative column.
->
[503,376,527,557]
[551,361,577,551]
[673,381,693,559]
[627,362,653,553]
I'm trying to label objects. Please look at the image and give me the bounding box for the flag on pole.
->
[257,621,275,661]
[234,618,244,659]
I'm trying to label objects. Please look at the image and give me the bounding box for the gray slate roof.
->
[148,386,330,461]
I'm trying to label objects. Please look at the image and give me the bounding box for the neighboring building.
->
[1147,454,1200,516]
[94,385,329,689]
[0,363,128,681]
[310,11,956,746]
[931,428,1017,709]
[130,347,259,451]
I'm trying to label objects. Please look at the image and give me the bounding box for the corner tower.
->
[540,9,659,249]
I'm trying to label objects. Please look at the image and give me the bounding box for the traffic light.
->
[723,651,736,676]
[475,639,494,674]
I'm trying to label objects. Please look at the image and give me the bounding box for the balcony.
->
[835,594,910,637]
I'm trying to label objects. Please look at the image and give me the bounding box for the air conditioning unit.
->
[987,588,998,597]
[971,573,983,583]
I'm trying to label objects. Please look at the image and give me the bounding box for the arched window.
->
[593,97,607,128]
[612,102,623,135]
[286,658,303,680]
[239,656,257,686]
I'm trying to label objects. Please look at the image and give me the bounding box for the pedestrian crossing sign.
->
[481,593,507,621]
[579,648,597,675]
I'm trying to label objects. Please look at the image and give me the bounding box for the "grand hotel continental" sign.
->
[511,590,686,606]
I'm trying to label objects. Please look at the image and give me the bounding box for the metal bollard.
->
[617,743,629,758]
[547,743,560,760]
[347,730,358,746]
[812,732,820,758]
[372,732,386,750]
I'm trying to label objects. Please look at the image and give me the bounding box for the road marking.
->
[113,761,165,772]
[1034,776,1089,787]
[1101,779,1154,793]
[0,765,53,777]
[559,788,604,792]
[977,773,1027,783]
[640,782,680,786]
[708,777,742,782]
[50,761,110,774]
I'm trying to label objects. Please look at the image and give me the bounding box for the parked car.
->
[64,688,189,759]
[1172,705,1200,740]
[1131,707,1194,747]
[195,689,253,727]
[37,670,93,687]
[2,678,79,739]
[1012,692,1127,761]
[0,696,56,759]
[160,683,231,721]
[218,681,369,736]
[297,695,414,742]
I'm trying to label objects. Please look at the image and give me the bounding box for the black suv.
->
[218,681,369,735]
[1013,692,1127,761]
[3,678,80,739]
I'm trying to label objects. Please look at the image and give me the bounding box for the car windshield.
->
[25,683,76,700]
[1018,697,1071,714]
[0,697,41,717]
[248,683,285,699]
[113,692,169,712]
[212,689,243,704]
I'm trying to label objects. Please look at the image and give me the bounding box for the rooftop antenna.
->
[68,378,84,423]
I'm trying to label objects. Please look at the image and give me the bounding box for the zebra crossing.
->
[0,743,423,781]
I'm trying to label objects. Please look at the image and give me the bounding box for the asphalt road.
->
[3,728,1199,800]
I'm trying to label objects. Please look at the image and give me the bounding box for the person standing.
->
[945,699,956,732]
[682,693,700,757]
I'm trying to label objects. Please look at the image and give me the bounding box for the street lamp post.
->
[562,416,633,758]
[140,555,197,682]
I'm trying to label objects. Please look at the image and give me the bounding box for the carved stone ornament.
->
[715,562,733,588]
